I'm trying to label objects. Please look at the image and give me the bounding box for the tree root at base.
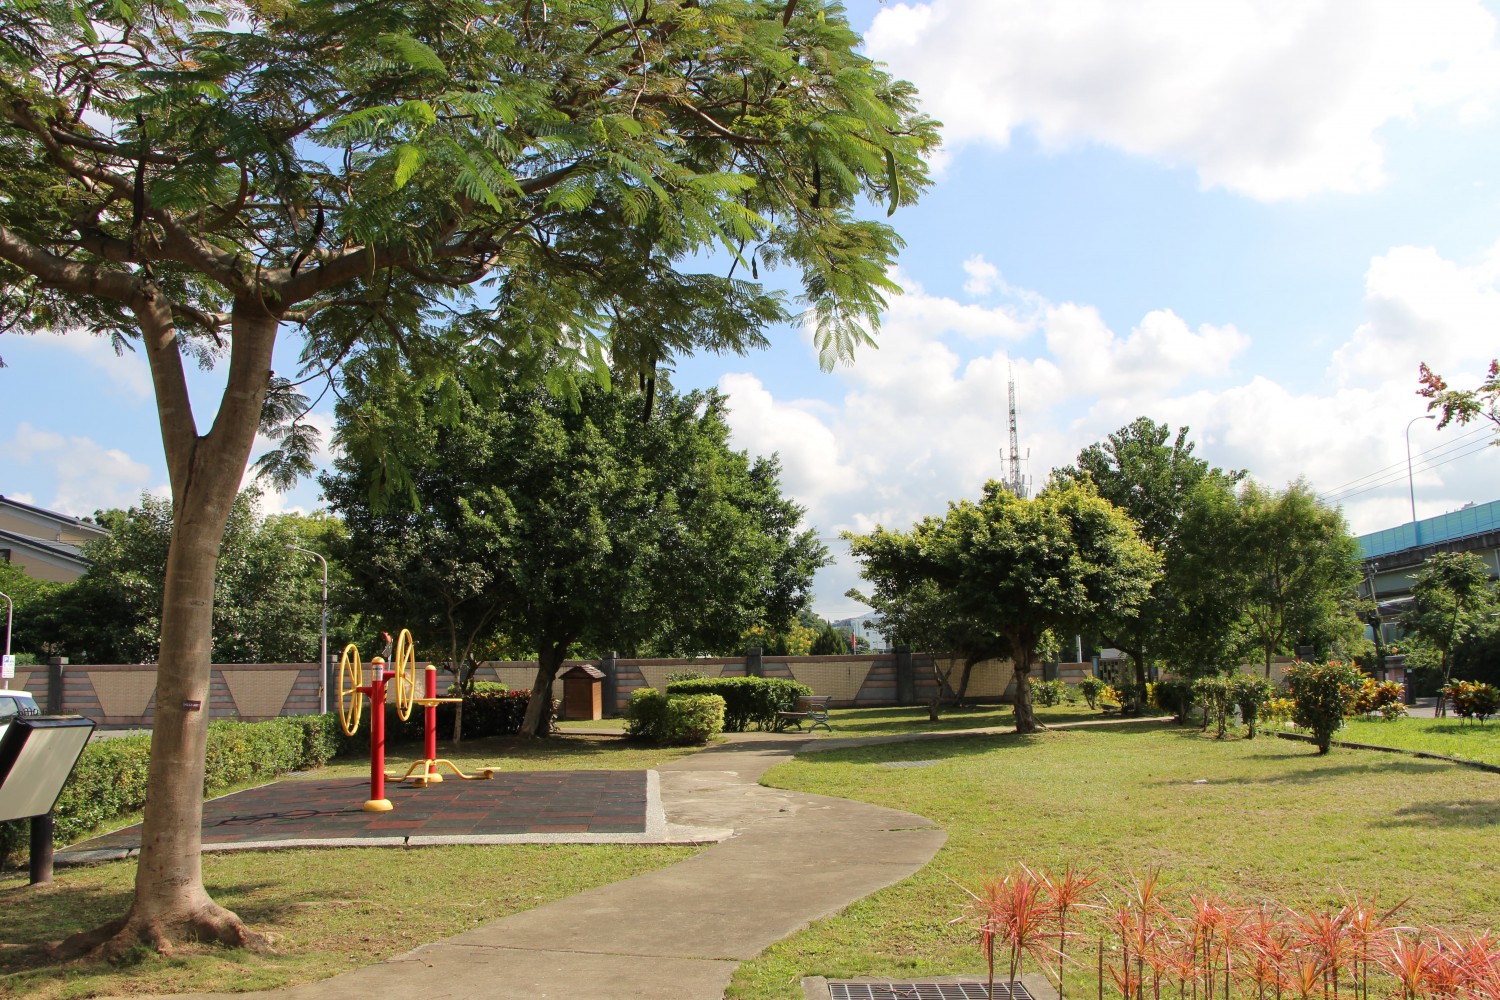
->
[49,901,273,963]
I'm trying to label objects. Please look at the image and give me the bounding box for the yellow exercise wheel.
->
[338,643,363,736]
[393,628,417,721]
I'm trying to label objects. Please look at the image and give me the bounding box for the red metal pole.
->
[423,665,439,781]
[364,658,393,812]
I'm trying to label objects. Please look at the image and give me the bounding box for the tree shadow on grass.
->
[782,729,1060,769]
[1376,799,1500,829]
[1160,758,1444,786]
[0,878,135,969]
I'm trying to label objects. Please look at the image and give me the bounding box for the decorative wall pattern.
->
[35,652,1023,728]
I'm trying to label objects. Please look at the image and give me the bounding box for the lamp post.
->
[287,545,328,715]
[1405,414,1435,543]
[0,589,12,681]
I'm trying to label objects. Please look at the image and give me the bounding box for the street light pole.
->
[287,545,329,715]
[0,589,12,666]
[1405,414,1436,541]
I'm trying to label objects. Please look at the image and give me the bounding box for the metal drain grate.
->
[876,760,942,769]
[829,982,1033,999]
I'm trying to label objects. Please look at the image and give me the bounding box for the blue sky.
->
[5,0,1499,620]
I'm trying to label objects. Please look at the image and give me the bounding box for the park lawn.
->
[1332,715,1500,766]
[0,842,698,1000]
[728,723,1500,999]
[812,702,1161,739]
[555,716,628,731]
[556,704,1148,740]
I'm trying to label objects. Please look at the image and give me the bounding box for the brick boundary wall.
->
[18,649,1035,727]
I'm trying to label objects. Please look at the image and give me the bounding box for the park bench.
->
[775,695,833,733]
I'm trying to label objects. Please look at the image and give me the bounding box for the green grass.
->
[1331,715,1500,766]
[813,702,1161,739]
[0,843,697,999]
[728,723,1500,998]
[0,732,703,999]
[555,716,627,731]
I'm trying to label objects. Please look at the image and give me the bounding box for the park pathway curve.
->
[172,736,946,1000]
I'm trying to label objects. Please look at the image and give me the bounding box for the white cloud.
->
[0,421,154,516]
[962,254,1000,296]
[1330,243,1500,387]
[713,250,1500,618]
[867,0,1500,200]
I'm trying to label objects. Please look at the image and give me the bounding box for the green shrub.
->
[662,694,725,744]
[1078,677,1108,710]
[1193,675,1232,738]
[1033,679,1066,707]
[665,677,810,732]
[624,687,667,741]
[1228,674,1275,739]
[1284,660,1364,754]
[624,689,725,745]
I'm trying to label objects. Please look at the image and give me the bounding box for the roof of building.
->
[0,495,109,536]
[0,527,91,571]
[1358,498,1500,561]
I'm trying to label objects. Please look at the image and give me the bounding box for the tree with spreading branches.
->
[0,0,937,957]
[1055,417,1242,711]
[849,481,1160,734]
[845,520,1009,720]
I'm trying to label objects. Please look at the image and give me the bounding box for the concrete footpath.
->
[169,735,947,1000]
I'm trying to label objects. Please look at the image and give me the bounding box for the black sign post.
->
[0,716,95,885]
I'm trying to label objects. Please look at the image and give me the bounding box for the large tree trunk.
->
[1127,649,1148,717]
[1012,642,1039,734]
[58,304,277,959]
[521,642,568,738]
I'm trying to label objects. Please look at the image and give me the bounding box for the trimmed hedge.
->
[0,713,352,870]
[665,676,811,732]
[624,689,726,745]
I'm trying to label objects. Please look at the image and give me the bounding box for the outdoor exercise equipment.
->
[338,630,417,812]
[395,664,495,786]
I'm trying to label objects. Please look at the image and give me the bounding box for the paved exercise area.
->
[59,769,724,862]
[160,734,948,1000]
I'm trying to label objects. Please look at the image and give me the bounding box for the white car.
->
[0,688,42,744]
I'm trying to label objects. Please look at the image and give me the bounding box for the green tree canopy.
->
[849,480,1160,733]
[1229,480,1364,677]
[845,517,1009,709]
[323,362,828,737]
[1054,417,1241,709]
[0,0,935,953]
[1402,551,1500,715]
[20,491,354,665]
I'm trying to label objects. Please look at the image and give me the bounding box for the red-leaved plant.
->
[952,869,1496,1000]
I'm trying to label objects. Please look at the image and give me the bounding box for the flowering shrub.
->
[1263,696,1296,724]
[1285,660,1364,754]
[1443,680,1500,723]
[1352,679,1406,720]
[1078,677,1107,710]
